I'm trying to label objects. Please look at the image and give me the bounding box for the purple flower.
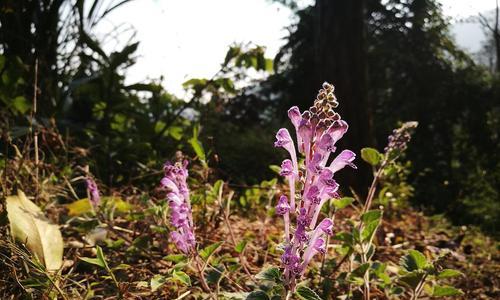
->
[329,150,357,173]
[276,195,291,215]
[161,159,196,255]
[274,82,356,291]
[317,218,334,235]
[280,159,294,177]
[85,177,100,209]
[288,106,302,129]
[306,185,321,204]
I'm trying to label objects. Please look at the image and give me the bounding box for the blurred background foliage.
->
[0,0,498,235]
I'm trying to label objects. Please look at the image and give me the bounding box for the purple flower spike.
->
[170,231,189,254]
[86,177,100,209]
[274,83,356,291]
[161,158,196,255]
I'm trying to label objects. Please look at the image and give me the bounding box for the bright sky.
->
[96,0,496,96]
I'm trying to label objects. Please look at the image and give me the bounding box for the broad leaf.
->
[246,290,270,300]
[66,197,132,216]
[199,241,223,260]
[361,210,383,224]
[398,271,425,290]
[361,147,382,166]
[6,190,64,271]
[437,269,463,279]
[150,274,166,292]
[163,254,187,263]
[432,285,463,297]
[172,270,191,286]
[333,197,354,210]
[361,220,381,242]
[256,267,281,283]
[400,250,428,272]
[295,285,322,300]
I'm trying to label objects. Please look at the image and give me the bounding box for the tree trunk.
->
[314,0,373,193]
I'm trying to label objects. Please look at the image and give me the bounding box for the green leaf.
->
[334,232,354,247]
[295,285,322,300]
[432,285,463,297]
[182,78,207,89]
[437,269,463,279]
[265,58,274,72]
[172,270,191,286]
[361,220,381,242]
[351,263,370,277]
[12,96,30,114]
[398,271,425,290]
[81,31,108,60]
[150,274,166,292]
[6,190,64,271]
[66,198,92,216]
[224,46,241,65]
[256,267,281,283]
[246,290,270,300]
[163,254,187,263]
[269,165,281,174]
[96,246,111,270]
[400,250,428,272]
[168,126,183,140]
[361,147,382,166]
[199,241,223,260]
[80,257,105,268]
[66,197,133,216]
[333,197,354,210]
[361,210,383,223]
[189,124,206,165]
[235,240,247,254]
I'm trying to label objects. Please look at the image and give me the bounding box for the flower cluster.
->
[275,82,356,291]
[86,177,101,209]
[160,159,196,255]
[384,121,418,159]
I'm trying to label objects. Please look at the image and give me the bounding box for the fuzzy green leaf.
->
[246,290,270,300]
[150,274,166,292]
[400,250,428,272]
[295,285,322,300]
[432,285,463,297]
[333,197,354,210]
[361,210,383,223]
[256,267,281,283]
[163,254,187,263]
[361,147,382,166]
[172,270,191,286]
[437,269,463,279]
[200,241,223,260]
